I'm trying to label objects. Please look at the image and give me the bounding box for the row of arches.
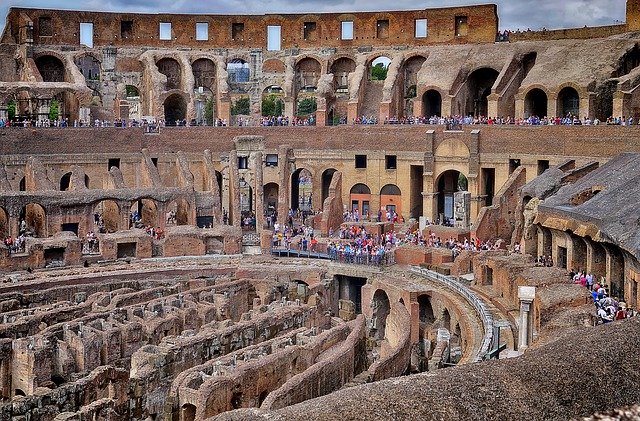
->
[0,197,192,239]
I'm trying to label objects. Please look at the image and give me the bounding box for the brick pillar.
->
[347,101,359,124]
[547,94,558,118]
[253,151,264,233]
[228,150,241,227]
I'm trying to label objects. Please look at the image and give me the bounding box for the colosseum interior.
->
[1,2,640,421]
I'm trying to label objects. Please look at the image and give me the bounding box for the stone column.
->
[277,146,290,228]
[228,150,241,227]
[253,151,264,233]
[517,286,536,352]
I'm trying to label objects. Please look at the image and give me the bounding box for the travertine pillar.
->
[253,151,264,233]
[228,150,241,227]
[518,286,536,352]
[277,146,291,228]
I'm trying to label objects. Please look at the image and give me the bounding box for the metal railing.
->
[410,266,493,362]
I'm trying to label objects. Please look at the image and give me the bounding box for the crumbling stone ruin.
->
[1,2,640,420]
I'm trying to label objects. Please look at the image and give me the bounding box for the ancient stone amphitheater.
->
[1,3,640,421]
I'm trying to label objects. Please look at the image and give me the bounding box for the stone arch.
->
[261,86,285,118]
[20,203,46,237]
[557,86,580,117]
[524,87,548,118]
[463,67,500,117]
[330,56,356,92]
[0,207,8,238]
[435,170,468,225]
[422,89,442,117]
[400,55,427,116]
[434,138,470,160]
[130,199,158,228]
[74,54,101,81]
[166,198,190,226]
[163,93,187,126]
[291,168,313,211]
[192,58,216,91]
[321,168,337,204]
[182,403,196,421]
[349,183,371,217]
[156,58,182,90]
[368,55,391,81]
[93,200,120,233]
[59,172,89,191]
[35,54,65,82]
[380,184,402,221]
[295,57,322,92]
[370,289,391,341]
[263,183,279,217]
[227,58,250,83]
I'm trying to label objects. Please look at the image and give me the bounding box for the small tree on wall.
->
[231,96,250,115]
[49,100,60,121]
[204,97,214,125]
[7,100,16,120]
[261,94,284,117]
[296,97,317,116]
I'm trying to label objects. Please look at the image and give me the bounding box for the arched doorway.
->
[380,184,401,222]
[370,289,391,341]
[442,308,451,332]
[263,183,279,220]
[370,56,391,81]
[156,58,181,90]
[94,200,120,233]
[35,55,65,82]
[227,59,250,83]
[291,169,313,211]
[436,170,468,225]
[166,198,190,226]
[465,68,499,117]
[295,58,321,92]
[163,94,186,126]
[524,88,548,118]
[60,172,89,191]
[321,169,337,204]
[557,87,580,117]
[349,183,371,218]
[401,55,426,117]
[20,203,46,237]
[130,199,157,228]
[182,404,197,421]
[423,90,442,117]
[330,57,356,94]
[261,86,285,119]
[192,58,216,125]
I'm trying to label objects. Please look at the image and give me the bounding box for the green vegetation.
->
[261,94,284,117]
[204,97,214,125]
[371,63,388,81]
[296,97,317,116]
[49,100,59,121]
[231,96,250,115]
[7,100,16,120]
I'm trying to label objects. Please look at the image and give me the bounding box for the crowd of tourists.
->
[569,269,638,324]
[1,113,637,129]
[326,224,396,266]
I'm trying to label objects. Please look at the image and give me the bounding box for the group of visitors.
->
[83,231,99,254]
[569,269,638,324]
[326,225,396,266]
[3,234,26,254]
